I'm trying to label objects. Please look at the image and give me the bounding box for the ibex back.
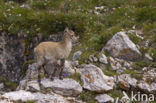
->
[34,28,78,84]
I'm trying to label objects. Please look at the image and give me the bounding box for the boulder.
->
[80,64,115,92]
[2,90,68,103]
[95,94,114,103]
[0,32,25,82]
[103,32,142,61]
[117,74,137,90]
[41,78,82,96]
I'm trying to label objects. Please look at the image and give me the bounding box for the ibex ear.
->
[64,27,69,32]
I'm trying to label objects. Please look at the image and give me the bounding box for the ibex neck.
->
[60,34,72,52]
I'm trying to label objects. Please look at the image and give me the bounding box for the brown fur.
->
[34,28,78,83]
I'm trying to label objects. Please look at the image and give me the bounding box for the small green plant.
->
[103,63,119,76]
[78,91,97,103]
[69,72,82,85]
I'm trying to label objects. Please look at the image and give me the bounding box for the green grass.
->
[78,91,97,103]
[69,72,82,85]
[0,77,18,91]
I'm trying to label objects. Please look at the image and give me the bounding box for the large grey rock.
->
[2,90,68,103]
[95,94,114,103]
[117,74,137,90]
[41,78,82,96]
[103,32,142,61]
[0,32,25,82]
[80,64,115,92]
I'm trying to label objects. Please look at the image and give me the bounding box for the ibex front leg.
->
[59,59,65,80]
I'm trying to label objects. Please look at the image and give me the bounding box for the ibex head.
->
[64,27,79,43]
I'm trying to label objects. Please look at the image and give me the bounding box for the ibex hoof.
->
[50,77,54,81]
[59,76,63,80]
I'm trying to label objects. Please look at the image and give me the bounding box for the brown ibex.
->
[34,28,78,84]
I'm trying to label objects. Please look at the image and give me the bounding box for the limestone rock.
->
[0,32,25,82]
[72,51,82,60]
[0,83,4,90]
[117,74,137,90]
[80,64,115,92]
[103,32,142,61]
[25,80,40,92]
[137,81,151,93]
[99,54,108,64]
[63,60,75,75]
[89,55,98,62]
[2,90,68,103]
[41,78,82,96]
[95,94,114,103]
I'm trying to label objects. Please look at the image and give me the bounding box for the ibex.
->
[34,28,78,84]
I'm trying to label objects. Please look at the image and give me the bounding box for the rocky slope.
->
[0,31,156,103]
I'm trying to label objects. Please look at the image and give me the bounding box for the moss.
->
[0,77,18,91]
[78,91,97,103]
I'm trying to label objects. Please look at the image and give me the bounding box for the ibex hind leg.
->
[50,63,57,81]
[38,65,42,87]
[59,59,65,80]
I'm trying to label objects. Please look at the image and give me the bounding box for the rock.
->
[0,83,4,90]
[117,74,137,90]
[80,64,115,92]
[0,32,25,82]
[89,55,98,62]
[16,79,27,90]
[25,63,39,80]
[72,51,82,60]
[2,90,68,103]
[150,83,156,94]
[63,60,75,75]
[142,68,156,82]
[95,94,114,103]
[103,32,142,61]
[25,80,40,92]
[109,57,121,71]
[41,78,82,96]
[72,60,79,67]
[138,81,151,93]
[99,54,108,64]
[145,53,153,61]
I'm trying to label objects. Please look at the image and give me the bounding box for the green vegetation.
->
[0,0,155,62]
[78,91,97,103]
[0,77,18,91]
[103,63,119,76]
[69,72,82,85]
